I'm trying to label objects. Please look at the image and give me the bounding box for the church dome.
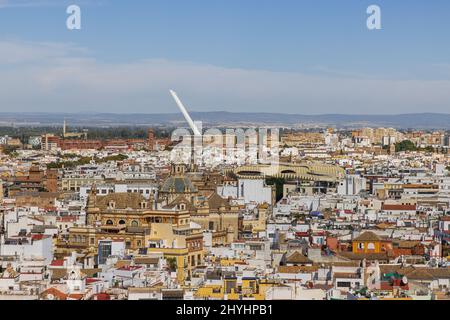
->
[160,176,197,193]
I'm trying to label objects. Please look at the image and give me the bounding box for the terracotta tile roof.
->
[313,284,333,290]
[379,266,450,281]
[50,259,65,267]
[95,293,111,300]
[40,287,68,300]
[353,231,382,242]
[320,261,361,267]
[163,195,194,210]
[375,223,395,230]
[114,260,132,268]
[95,192,147,210]
[338,252,389,261]
[57,216,78,222]
[427,268,450,279]
[405,269,435,281]
[117,265,143,271]
[382,204,416,211]
[393,240,421,249]
[31,234,46,240]
[377,281,409,291]
[86,278,101,284]
[285,251,313,264]
[207,192,230,210]
[277,265,318,273]
[50,268,101,281]
[333,272,361,279]
[379,265,414,276]
[134,257,160,265]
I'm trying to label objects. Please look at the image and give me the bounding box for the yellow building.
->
[195,277,280,300]
[242,203,268,236]
[146,223,204,283]
[352,231,389,254]
[60,225,147,253]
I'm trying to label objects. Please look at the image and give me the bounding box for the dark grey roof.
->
[162,289,184,298]
[125,226,147,234]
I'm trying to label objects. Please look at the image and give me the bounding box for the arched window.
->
[119,220,126,225]
[106,220,113,225]
[367,243,375,250]
[108,201,116,209]
[131,220,139,227]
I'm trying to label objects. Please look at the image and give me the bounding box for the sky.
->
[0,0,450,114]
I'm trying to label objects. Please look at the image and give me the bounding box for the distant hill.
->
[0,112,450,129]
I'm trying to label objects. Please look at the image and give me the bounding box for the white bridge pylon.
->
[169,90,202,137]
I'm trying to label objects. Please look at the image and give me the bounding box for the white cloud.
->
[0,40,89,64]
[0,39,450,114]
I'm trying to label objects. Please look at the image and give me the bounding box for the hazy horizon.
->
[1,111,450,116]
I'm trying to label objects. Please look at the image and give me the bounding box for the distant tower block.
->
[147,129,155,151]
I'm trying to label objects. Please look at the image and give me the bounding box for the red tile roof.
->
[117,265,143,271]
[57,216,78,222]
[295,232,309,237]
[41,287,68,300]
[378,281,409,291]
[382,204,416,211]
[86,278,101,284]
[95,293,111,300]
[50,259,64,267]
[31,234,46,240]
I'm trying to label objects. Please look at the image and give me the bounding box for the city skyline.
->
[1,0,450,114]
[1,1,450,307]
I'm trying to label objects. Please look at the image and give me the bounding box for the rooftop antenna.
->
[169,90,201,137]
[63,118,67,138]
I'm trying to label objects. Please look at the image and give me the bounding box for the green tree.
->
[395,140,417,152]
[166,257,177,272]
[422,146,434,153]
[266,177,285,202]
[2,145,19,157]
